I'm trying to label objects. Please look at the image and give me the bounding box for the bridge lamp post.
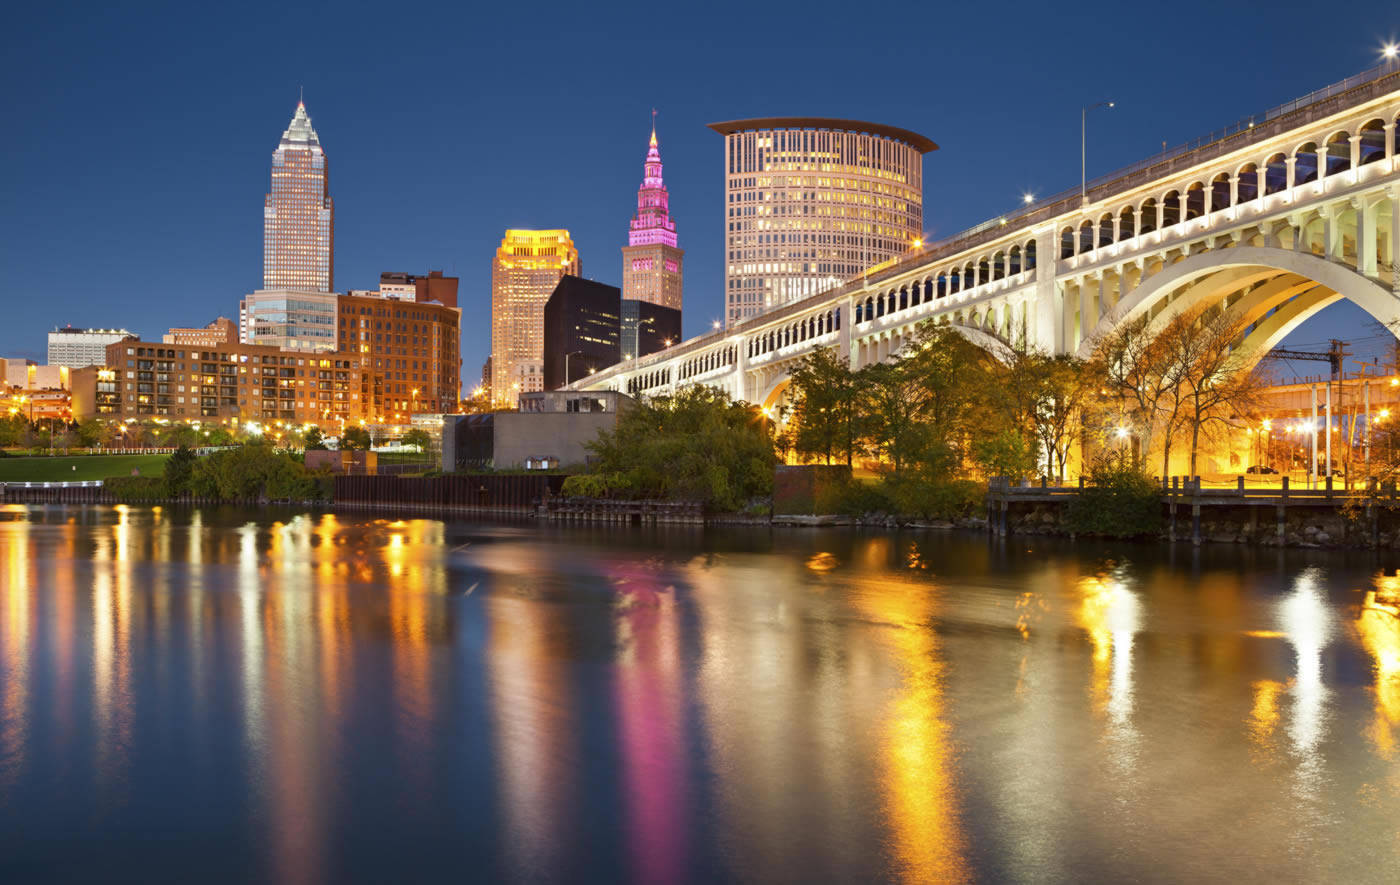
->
[1082,101,1115,203]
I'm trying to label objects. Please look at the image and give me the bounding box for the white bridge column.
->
[1030,225,1061,353]
[1079,275,1099,349]
[732,333,750,402]
[1391,187,1400,296]
[1353,196,1377,277]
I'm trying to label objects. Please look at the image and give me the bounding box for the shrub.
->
[816,478,894,516]
[105,475,166,502]
[163,445,197,496]
[578,387,776,512]
[561,474,609,498]
[885,476,986,520]
[1066,458,1162,538]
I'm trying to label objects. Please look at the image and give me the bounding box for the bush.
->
[105,475,166,502]
[189,443,331,502]
[577,387,776,512]
[561,474,609,498]
[885,476,985,520]
[816,478,894,516]
[163,445,197,496]
[1066,458,1162,538]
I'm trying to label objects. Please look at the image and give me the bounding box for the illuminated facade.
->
[264,100,334,291]
[710,118,935,325]
[336,291,461,418]
[490,230,580,405]
[98,291,459,424]
[102,338,366,424]
[621,123,684,312]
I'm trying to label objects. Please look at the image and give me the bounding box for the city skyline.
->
[4,2,1400,379]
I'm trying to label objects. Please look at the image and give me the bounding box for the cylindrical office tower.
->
[709,117,936,326]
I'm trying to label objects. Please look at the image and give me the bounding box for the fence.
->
[334,473,566,516]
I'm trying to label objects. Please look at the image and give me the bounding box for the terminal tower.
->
[621,118,683,312]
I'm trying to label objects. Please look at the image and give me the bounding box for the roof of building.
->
[706,117,938,153]
[279,101,321,149]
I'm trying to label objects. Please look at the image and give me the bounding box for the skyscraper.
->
[263,100,334,292]
[709,118,936,326]
[621,119,683,313]
[491,230,580,405]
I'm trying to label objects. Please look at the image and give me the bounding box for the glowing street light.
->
[712,320,721,331]
[1022,193,1035,205]
[1384,43,1399,60]
[1082,100,1115,201]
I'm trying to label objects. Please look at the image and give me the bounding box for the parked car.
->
[1245,465,1278,475]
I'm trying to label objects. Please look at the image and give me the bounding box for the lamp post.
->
[1082,100,1115,203]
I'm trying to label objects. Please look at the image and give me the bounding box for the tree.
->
[403,428,432,454]
[574,385,776,511]
[1087,314,1181,470]
[76,419,103,448]
[860,322,987,478]
[163,444,197,496]
[1031,355,1091,482]
[972,429,1038,481]
[303,426,328,450]
[1157,305,1260,476]
[786,346,868,467]
[340,426,372,451]
[158,424,199,449]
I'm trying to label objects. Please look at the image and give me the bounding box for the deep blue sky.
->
[3,1,1398,383]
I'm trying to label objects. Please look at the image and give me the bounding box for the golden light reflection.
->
[848,580,970,884]
[1356,574,1400,758]
[806,552,838,572]
[1076,572,1141,727]
[1247,680,1284,762]
[0,518,31,790]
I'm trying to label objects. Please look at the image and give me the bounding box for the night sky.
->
[3,1,1398,384]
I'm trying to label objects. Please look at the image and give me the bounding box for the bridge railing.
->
[0,480,106,489]
[870,63,1400,282]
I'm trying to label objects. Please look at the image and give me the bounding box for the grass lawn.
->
[0,453,170,483]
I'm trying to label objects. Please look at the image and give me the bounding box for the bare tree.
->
[1087,315,1181,469]
[1156,305,1261,477]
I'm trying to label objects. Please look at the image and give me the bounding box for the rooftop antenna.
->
[651,108,657,142]
[299,84,304,106]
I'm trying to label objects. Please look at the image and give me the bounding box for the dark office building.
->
[543,277,622,390]
[543,275,683,389]
[621,299,681,364]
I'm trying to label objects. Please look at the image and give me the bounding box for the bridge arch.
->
[1076,246,1400,362]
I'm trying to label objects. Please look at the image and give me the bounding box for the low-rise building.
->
[47,326,135,368]
[164,317,237,347]
[103,338,366,426]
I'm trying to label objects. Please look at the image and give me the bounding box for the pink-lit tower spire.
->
[622,112,684,312]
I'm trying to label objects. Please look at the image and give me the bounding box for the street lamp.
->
[1082,100,1115,202]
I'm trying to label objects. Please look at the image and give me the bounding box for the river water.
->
[2,504,1399,883]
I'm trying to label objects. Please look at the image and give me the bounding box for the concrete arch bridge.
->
[574,66,1400,412]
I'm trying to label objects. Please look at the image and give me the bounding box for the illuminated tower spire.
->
[262,97,333,291]
[622,115,684,313]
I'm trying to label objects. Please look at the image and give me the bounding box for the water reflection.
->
[1356,573,1400,758]
[2,510,1400,881]
[848,576,969,883]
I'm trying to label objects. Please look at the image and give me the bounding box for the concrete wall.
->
[492,412,618,469]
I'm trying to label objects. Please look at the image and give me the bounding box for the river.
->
[2,504,1399,882]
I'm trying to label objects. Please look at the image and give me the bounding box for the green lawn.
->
[0,454,170,483]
